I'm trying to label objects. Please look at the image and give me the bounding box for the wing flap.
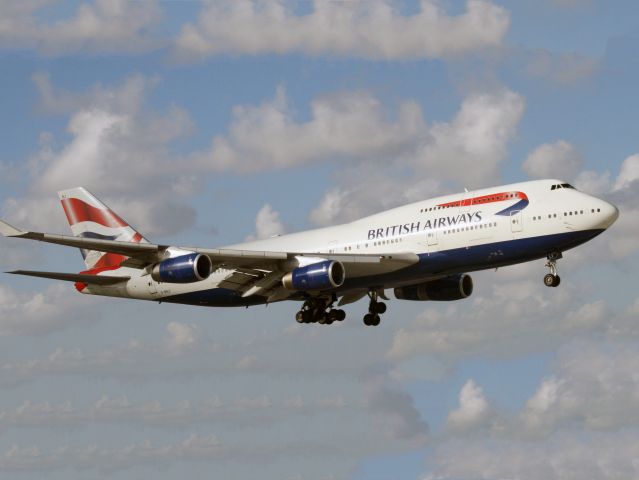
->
[8,270,130,285]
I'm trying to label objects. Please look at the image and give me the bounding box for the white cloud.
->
[522,140,583,180]
[174,0,510,61]
[195,87,426,174]
[165,322,199,353]
[446,380,492,431]
[310,89,525,225]
[3,74,197,237]
[246,204,286,241]
[429,431,639,480]
[520,340,639,434]
[613,153,639,191]
[386,275,610,363]
[0,283,99,336]
[0,0,164,55]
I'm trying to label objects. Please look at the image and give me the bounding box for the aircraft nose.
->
[601,200,619,228]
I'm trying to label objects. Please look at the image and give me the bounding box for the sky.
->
[0,1,639,479]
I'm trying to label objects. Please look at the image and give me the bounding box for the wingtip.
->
[0,220,25,237]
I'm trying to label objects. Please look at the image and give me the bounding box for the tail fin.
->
[58,187,148,270]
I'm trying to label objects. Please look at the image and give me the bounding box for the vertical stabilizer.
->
[58,187,148,270]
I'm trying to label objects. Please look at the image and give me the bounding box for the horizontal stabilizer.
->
[7,270,130,285]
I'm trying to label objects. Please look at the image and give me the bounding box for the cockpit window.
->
[551,183,576,191]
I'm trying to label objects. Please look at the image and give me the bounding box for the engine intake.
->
[151,253,212,284]
[394,274,473,301]
[282,260,345,291]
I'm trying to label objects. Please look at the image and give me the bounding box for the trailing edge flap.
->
[7,270,130,285]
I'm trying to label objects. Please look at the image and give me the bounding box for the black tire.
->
[302,311,313,323]
[544,274,555,287]
[374,302,387,314]
[295,311,304,323]
[363,313,373,326]
[336,309,346,321]
[552,275,561,287]
[371,314,381,326]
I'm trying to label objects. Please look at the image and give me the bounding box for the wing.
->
[1,219,418,299]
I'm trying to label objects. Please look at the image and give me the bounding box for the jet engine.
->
[394,274,473,301]
[282,260,345,291]
[151,253,212,284]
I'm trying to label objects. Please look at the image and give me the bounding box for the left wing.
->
[1,219,418,298]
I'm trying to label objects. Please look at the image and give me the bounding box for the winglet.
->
[0,219,25,237]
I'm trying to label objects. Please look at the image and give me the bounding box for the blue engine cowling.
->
[394,274,473,301]
[151,253,212,284]
[282,260,345,291]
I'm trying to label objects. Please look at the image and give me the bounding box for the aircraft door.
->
[510,210,523,233]
[427,229,438,247]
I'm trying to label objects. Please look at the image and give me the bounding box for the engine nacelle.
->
[394,274,473,301]
[282,260,345,291]
[151,253,212,284]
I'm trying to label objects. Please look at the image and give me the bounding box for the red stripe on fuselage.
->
[437,191,528,208]
[61,198,129,229]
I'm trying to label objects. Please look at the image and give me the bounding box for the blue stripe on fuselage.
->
[160,229,605,307]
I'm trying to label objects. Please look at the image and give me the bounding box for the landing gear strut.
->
[363,290,386,326]
[295,297,346,325]
[544,252,562,288]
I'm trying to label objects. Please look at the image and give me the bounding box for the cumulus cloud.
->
[522,140,583,180]
[246,204,286,241]
[386,275,610,363]
[366,378,429,444]
[0,283,99,336]
[446,380,492,431]
[570,153,639,260]
[193,87,426,174]
[174,0,510,61]
[520,340,639,435]
[2,74,197,237]
[0,0,164,55]
[310,89,525,225]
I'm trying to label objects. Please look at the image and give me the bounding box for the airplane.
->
[0,179,619,326]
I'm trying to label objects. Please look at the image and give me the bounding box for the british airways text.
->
[367,212,482,240]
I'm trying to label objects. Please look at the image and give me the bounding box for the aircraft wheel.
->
[295,311,304,323]
[552,275,561,287]
[363,313,380,326]
[373,302,387,314]
[336,309,346,321]
[544,274,556,287]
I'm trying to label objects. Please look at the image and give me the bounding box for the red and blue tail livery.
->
[1,179,619,327]
[58,188,147,270]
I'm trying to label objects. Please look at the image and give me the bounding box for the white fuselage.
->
[83,179,619,305]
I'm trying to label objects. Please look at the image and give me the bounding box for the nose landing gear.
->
[544,252,562,287]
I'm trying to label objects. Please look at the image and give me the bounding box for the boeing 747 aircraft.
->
[0,180,619,326]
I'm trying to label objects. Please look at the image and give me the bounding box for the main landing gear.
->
[295,298,346,325]
[363,290,386,327]
[544,252,562,288]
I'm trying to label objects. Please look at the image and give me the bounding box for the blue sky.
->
[1,1,639,479]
